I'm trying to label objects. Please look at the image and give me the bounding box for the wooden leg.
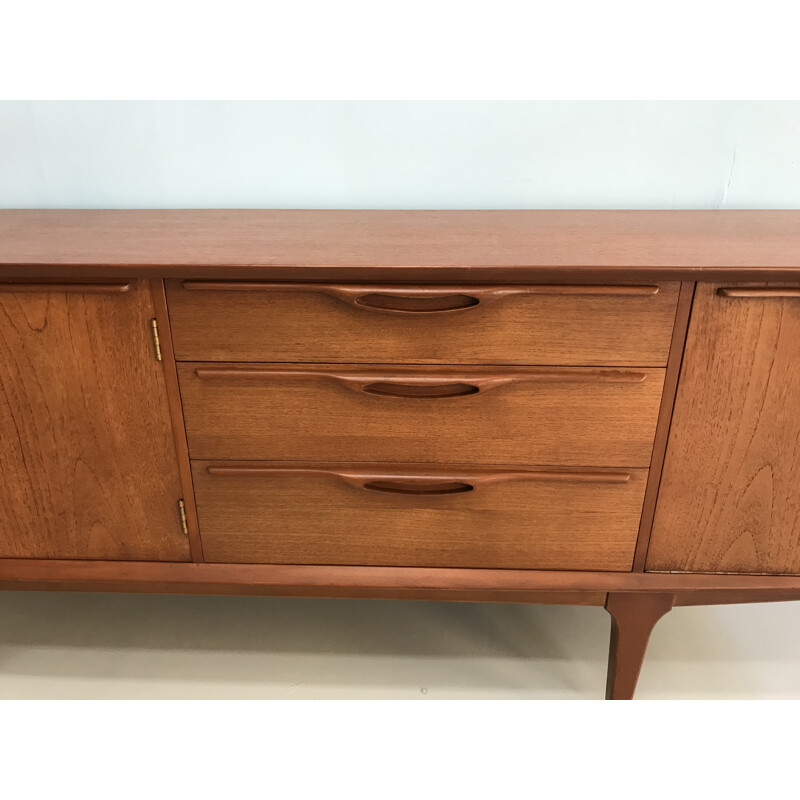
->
[605,592,674,700]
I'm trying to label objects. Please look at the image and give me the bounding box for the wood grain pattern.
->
[0,281,191,560]
[605,592,674,700]
[150,280,204,562]
[717,287,800,298]
[3,204,800,705]
[673,590,800,606]
[178,364,665,467]
[166,280,679,365]
[647,283,800,574]
[192,461,648,570]
[0,579,607,605]
[0,282,132,293]
[4,581,796,607]
[182,281,662,296]
[2,211,800,276]
[631,281,696,570]
[5,558,800,595]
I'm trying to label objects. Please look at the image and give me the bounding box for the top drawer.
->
[165,280,680,365]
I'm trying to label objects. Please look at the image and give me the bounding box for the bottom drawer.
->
[192,462,648,571]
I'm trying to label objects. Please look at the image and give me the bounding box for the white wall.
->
[2,101,799,209]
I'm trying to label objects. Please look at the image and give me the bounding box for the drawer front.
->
[166,280,680,365]
[179,364,665,467]
[192,462,649,570]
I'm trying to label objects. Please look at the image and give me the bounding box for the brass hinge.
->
[149,317,163,361]
[177,499,189,536]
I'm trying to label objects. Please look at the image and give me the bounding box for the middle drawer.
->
[178,363,665,466]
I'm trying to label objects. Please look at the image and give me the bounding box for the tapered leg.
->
[605,592,674,700]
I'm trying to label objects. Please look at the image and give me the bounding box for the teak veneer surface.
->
[166,280,678,366]
[648,283,800,574]
[630,281,696,570]
[7,558,800,595]
[3,208,800,699]
[0,281,190,560]
[3,211,800,281]
[150,280,205,562]
[191,461,648,571]
[178,364,665,467]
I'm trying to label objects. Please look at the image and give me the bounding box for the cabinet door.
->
[648,283,800,574]
[0,281,191,560]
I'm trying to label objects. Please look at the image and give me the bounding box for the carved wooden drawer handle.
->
[360,382,480,398]
[205,464,632,491]
[181,281,659,314]
[0,282,132,293]
[718,287,800,298]
[193,366,648,396]
[362,479,475,495]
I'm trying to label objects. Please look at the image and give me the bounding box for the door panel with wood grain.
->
[647,283,800,574]
[0,281,191,560]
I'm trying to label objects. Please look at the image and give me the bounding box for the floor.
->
[1,592,798,699]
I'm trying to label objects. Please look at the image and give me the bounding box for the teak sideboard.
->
[2,210,800,699]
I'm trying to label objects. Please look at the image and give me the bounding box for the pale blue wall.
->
[1,101,799,208]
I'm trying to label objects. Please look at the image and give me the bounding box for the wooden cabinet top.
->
[1,209,799,281]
